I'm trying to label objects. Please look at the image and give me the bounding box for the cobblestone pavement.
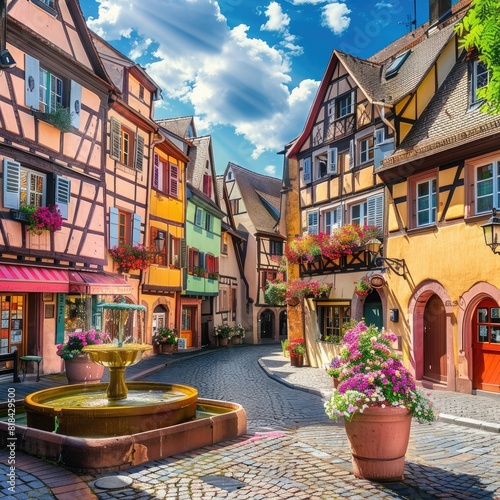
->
[2,344,500,499]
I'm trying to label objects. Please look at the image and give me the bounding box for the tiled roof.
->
[229,163,282,233]
[380,55,500,170]
[337,22,457,106]
[156,116,194,139]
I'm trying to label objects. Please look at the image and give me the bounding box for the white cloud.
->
[264,165,277,176]
[321,2,351,34]
[261,2,290,32]
[87,0,317,160]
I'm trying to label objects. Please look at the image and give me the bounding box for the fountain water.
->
[9,299,246,471]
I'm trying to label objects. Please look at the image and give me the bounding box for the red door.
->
[472,299,500,392]
[423,295,447,383]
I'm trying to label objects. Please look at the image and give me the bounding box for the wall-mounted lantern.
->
[481,209,500,254]
[365,238,406,277]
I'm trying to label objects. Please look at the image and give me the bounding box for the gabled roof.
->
[156,116,196,139]
[287,2,470,158]
[379,54,500,176]
[337,22,456,106]
[229,163,282,234]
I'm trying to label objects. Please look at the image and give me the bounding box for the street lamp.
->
[365,238,406,277]
[154,231,165,253]
[481,208,500,254]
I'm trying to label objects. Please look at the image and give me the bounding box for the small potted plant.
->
[324,321,435,481]
[19,204,63,234]
[56,329,106,384]
[354,276,372,297]
[231,323,245,344]
[152,328,178,354]
[325,356,343,388]
[109,244,152,273]
[214,323,233,346]
[286,338,306,367]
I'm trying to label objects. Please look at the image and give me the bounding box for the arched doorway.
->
[260,309,274,340]
[363,291,382,330]
[152,305,168,337]
[279,310,287,339]
[423,294,447,383]
[472,298,500,392]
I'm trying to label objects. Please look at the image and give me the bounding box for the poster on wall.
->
[178,338,187,350]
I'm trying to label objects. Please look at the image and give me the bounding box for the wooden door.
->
[181,307,194,348]
[423,295,447,383]
[472,299,500,392]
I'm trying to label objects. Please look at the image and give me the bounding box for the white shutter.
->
[3,159,20,209]
[303,157,311,183]
[25,55,40,109]
[367,193,383,231]
[328,147,338,174]
[70,80,82,129]
[334,206,343,229]
[55,176,71,219]
[110,118,121,161]
[349,139,355,169]
[307,211,319,235]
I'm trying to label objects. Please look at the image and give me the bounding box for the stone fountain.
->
[6,299,246,472]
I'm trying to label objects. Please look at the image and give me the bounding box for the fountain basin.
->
[1,398,246,473]
[24,382,198,437]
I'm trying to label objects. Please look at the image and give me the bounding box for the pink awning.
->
[68,271,132,296]
[0,265,69,292]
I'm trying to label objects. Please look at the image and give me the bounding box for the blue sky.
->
[80,0,460,177]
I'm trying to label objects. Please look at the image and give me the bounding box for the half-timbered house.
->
[284,0,472,368]
[0,0,125,374]
[225,163,286,344]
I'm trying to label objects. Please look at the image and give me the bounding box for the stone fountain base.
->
[24,382,199,437]
[1,397,246,473]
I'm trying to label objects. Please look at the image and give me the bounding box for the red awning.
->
[68,271,132,296]
[0,265,69,292]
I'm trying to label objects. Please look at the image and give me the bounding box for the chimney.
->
[429,0,451,26]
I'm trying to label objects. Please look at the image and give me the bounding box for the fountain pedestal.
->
[83,344,151,400]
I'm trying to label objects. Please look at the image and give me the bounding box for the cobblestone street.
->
[2,344,500,499]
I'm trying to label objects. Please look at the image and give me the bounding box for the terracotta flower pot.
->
[290,354,304,367]
[231,336,242,345]
[344,406,412,481]
[218,337,229,346]
[65,354,104,385]
[161,344,176,354]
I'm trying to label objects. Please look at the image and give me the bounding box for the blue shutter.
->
[55,176,70,219]
[25,55,40,109]
[327,147,338,174]
[109,207,119,247]
[3,159,20,209]
[303,157,311,183]
[132,213,141,246]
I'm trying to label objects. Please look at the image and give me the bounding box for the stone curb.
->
[438,413,500,433]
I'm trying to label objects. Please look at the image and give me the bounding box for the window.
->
[32,0,57,16]
[109,207,141,247]
[472,60,489,105]
[203,174,212,197]
[229,198,239,214]
[359,135,375,164]
[416,179,436,226]
[3,159,70,218]
[261,270,281,291]
[154,154,179,196]
[221,232,229,254]
[195,207,204,227]
[328,91,355,122]
[318,304,351,343]
[270,240,283,256]
[475,161,500,214]
[25,55,82,128]
[206,254,219,274]
[205,213,212,232]
[110,117,144,171]
[324,207,342,234]
[350,201,367,226]
[385,50,411,79]
[307,211,319,235]
[139,85,145,100]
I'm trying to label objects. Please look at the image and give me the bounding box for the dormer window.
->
[385,50,411,79]
[472,60,489,105]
